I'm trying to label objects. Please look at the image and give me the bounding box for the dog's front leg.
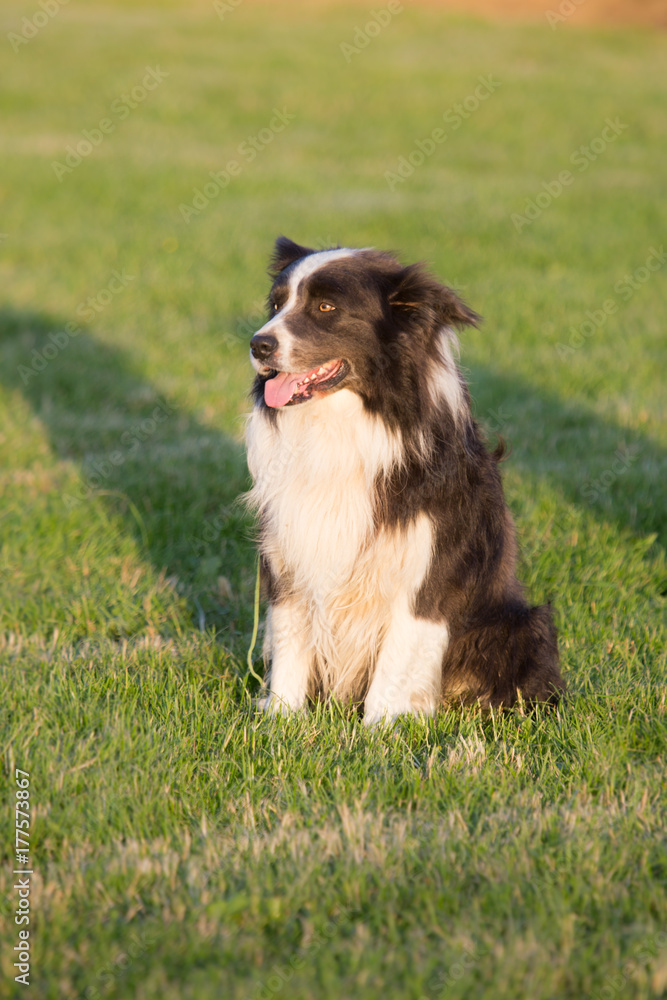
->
[363,612,449,726]
[261,600,313,716]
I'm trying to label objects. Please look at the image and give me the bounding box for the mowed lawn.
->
[0,2,666,998]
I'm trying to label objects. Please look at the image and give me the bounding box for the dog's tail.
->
[443,603,565,708]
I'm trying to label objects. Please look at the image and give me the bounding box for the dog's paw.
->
[256,692,305,717]
[363,700,436,728]
[363,705,409,729]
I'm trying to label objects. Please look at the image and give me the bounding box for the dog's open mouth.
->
[264,359,348,408]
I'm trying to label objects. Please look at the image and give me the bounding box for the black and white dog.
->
[246,237,564,724]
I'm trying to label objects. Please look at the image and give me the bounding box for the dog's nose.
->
[250,334,278,362]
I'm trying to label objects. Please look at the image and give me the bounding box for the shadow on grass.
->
[468,365,665,551]
[471,365,667,548]
[0,306,255,638]
[0,305,664,648]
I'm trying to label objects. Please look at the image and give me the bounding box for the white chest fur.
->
[246,389,442,707]
[247,390,400,587]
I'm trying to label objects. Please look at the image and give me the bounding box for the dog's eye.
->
[319,303,335,313]
[272,303,279,312]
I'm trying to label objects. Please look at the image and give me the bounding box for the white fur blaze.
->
[250,248,361,374]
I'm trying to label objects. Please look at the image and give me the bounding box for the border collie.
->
[245,237,564,724]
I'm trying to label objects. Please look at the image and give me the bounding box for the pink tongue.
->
[264,371,304,408]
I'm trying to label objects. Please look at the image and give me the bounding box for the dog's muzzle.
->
[250,334,278,363]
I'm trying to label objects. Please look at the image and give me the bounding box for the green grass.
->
[1,2,666,997]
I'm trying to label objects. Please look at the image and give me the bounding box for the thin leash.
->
[246,558,263,684]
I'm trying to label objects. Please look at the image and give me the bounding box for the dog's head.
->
[250,236,479,412]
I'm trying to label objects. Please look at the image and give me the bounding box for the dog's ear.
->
[388,263,480,329]
[269,236,316,278]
